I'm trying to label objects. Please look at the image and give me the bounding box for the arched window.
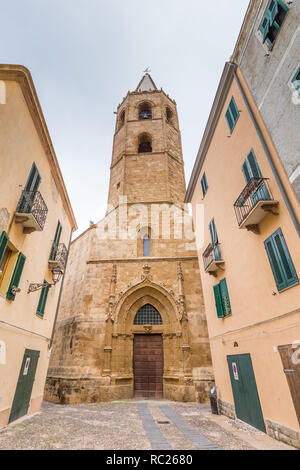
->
[138,103,152,120]
[138,133,152,153]
[143,233,150,256]
[166,107,173,124]
[134,304,162,325]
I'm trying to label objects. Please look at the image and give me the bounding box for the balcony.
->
[48,243,68,271]
[234,178,279,234]
[15,190,48,233]
[203,242,224,276]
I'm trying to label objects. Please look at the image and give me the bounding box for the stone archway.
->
[103,267,194,401]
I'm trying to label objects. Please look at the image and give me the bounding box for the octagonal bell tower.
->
[107,73,186,209]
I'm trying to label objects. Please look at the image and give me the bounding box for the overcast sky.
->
[1,0,249,236]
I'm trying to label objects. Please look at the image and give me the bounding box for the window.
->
[134,304,162,325]
[6,252,26,301]
[209,219,221,261]
[260,0,288,48]
[138,103,152,120]
[225,97,239,133]
[264,228,298,292]
[143,233,150,257]
[36,281,50,318]
[19,163,41,213]
[242,149,270,202]
[119,110,125,128]
[291,67,300,95]
[201,173,208,197]
[213,278,232,318]
[166,107,173,124]
[138,133,152,153]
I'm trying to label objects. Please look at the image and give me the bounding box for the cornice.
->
[87,256,198,264]
[0,64,77,230]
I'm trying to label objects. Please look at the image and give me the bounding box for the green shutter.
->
[0,231,9,267]
[292,67,300,94]
[219,278,232,316]
[226,97,239,133]
[6,253,26,301]
[260,16,270,41]
[213,284,224,318]
[268,0,278,23]
[36,282,50,318]
[265,228,298,292]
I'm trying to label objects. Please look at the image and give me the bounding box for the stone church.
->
[45,73,213,404]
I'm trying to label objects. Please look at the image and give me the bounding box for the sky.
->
[1,0,249,236]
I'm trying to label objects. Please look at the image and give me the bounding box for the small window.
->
[143,234,150,257]
[209,219,221,261]
[138,103,152,120]
[201,173,208,197]
[117,182,120,189]
[138,133,152,153]
[166,107,173,123]
[260,0,288,48]
[264,228,298,292]
[225,97,239,133]
[36,282,50,318]
[119,110,125,128]
[134,304,162,325]
[213,278,232,318]
[291,67,300,95]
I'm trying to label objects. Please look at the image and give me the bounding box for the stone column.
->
[103,265,117,375]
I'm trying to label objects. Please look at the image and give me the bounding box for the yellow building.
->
[186,62,300,448]
[0,64,77,428]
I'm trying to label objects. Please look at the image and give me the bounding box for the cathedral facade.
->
[45,74,213,404]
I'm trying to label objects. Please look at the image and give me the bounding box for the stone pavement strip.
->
[0,400,295,450]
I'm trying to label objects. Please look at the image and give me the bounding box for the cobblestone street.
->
[0,401,295,451]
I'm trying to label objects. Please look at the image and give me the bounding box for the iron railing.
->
[16,190,48,231]
[234,178,273,227]
[203,242,222,271]
[49,242,68,269]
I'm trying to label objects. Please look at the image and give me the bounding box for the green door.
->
[227,354,266,432]
[9,349,40,424]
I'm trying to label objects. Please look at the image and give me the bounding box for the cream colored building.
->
[186,62,300,448]
[45,74,213,404]
[0,64,77,428]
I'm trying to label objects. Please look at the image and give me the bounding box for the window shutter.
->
[260,16,270,41]
[242,161,251,184]
[225,109,234,133]
[292,68,300,93]
[229,98,239,122]
[274,229,298,286]
[265,238,285,290]
[25,163,41,192]
[36,282,50,318]
[268,0,279,23]
[6,253,26,300]
[0,231,9,267]
[213,284,224,318]
[219,278,232,316]
[247,150,262,179]
[209,219,218,245]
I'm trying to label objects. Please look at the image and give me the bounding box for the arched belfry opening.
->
[138,102,152,120]
[138,133,152,153]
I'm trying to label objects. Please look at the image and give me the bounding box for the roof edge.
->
[185,62,237,203]
[0,64,77,230]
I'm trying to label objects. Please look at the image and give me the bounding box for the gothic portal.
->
[45,73,213,403]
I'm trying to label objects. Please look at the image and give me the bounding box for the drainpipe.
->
[234,70,300,238]
[48,226,73,351]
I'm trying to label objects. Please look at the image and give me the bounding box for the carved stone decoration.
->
[141,263,152,281]
[177,262,187,322]
[106,264,117,323]
[143,325,152,334]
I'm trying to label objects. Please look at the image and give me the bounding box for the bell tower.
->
[107,73,186,208]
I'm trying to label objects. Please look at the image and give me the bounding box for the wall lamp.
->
[28,266,64,293]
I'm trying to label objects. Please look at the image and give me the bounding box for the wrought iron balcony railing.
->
[203,242,224,275]
[234,178,279,234]
[49,243,68,271]
[15,190,48,233]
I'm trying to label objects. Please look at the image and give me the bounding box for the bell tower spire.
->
[107,75,186,209]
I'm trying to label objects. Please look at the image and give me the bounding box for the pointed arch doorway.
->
[133,304,163,398]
